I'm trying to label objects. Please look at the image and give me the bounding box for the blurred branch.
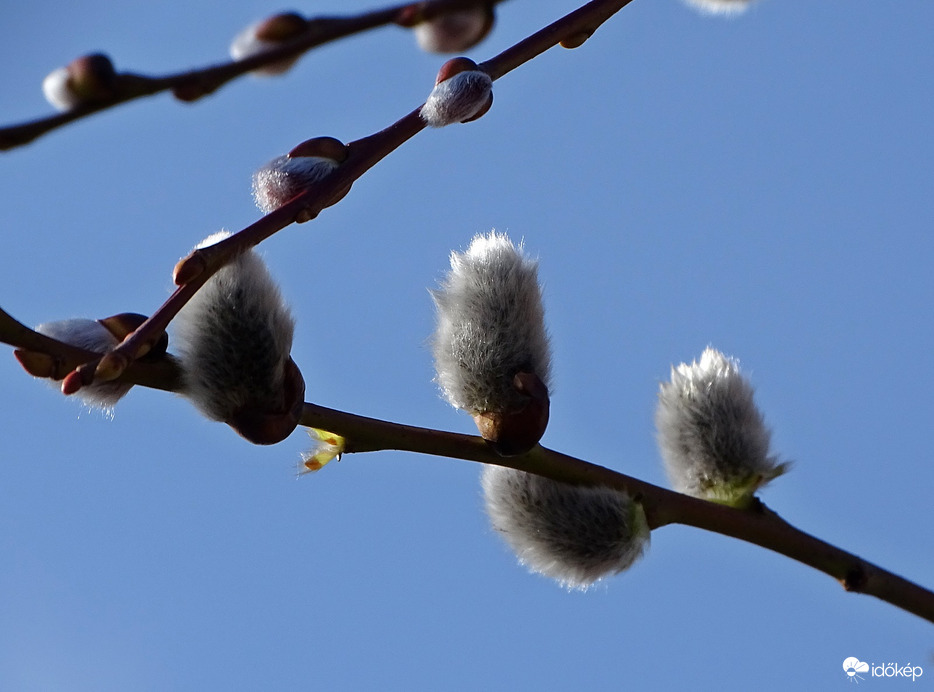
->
[0,305,181,392]
[0,0,505,151]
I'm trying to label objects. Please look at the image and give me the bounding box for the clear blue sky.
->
[1,0,931,689]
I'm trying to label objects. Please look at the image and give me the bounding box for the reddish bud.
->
[97,312,168,361]
[230,12,308,76]
[229,357,306,445]
[413,6,494,54]
[173,251,207,286]
[473,372,550,456]
[253,138,349,214]
[43,53,117,111]
[14,349,56,378]
[254,12,308,42]
[421,58,493,127]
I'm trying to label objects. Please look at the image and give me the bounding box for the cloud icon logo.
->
[843,657,870,681]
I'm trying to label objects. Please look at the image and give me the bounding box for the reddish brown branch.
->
[59,0,635,394]
[0,305,182,392]
[0,0,505,151]
[2,300,930,623]
[298,401,934,625]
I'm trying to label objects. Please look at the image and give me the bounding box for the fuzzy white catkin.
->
[482,465,649,590]
[420,70,493,127]
[173,231,295,422]
[431,231,551,414]
[414,8,490,53]
[682,0,753,16]
[655,347,787,505]
[252,155,339,213]
[42,67,80,112]
[34,319,132,409]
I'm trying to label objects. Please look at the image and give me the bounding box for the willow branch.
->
[56,0,634,394]
[298,401,934,625]
[0,0,506,151]
[0,305,181,392]
[2,301,930,623]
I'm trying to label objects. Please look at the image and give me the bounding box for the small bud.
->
[682,0,754,16]
[413,6,494,54]
[431,232,551,455]
[299,428,346,474]
[94,351,130,383]
[230,12,308,76]
[252,137,348,215]
[655,348,789,506]
[559,30,592,49]
[42,53,117,112]
[420,58,493,128]
[95,311,168,360]
[33,318,132,410]
[173,251,207,286]
[472,372,549,456]
[482,466,650,590]
[174,231,304,445]
[14,350,56,378]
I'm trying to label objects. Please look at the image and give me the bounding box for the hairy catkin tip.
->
[252,152,340,214]
[682,0,754,16]
[482,466,649,590]
[173,231,299,442]
[655,347,788,506]
[413,6,494,54]
[421,60,493,127]
[431,231,552,419]
[34,318,132,409]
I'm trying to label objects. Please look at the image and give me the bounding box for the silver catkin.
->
[655,347,787,505]
[173,232,295,423]
[482,465,649,590]
[431,231,551,414]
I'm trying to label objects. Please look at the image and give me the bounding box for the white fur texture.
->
[252,155,339,213]
[174,231,295,422]
[482,465,649,590]
[682,0,753,16]
[229,22,299,75]
[42,67,80,112]
[414,8,490,53]
[35,318,132,409]
[655,347,787,505]
[431,231,551,414]
[420,70,493,127]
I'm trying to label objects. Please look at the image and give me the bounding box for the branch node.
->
[560,29,592,49]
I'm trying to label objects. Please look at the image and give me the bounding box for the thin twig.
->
[0,305,182,392]
[0,0,506,151]
[59,0,635,394]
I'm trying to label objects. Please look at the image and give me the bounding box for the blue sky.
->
[1,0,932,689]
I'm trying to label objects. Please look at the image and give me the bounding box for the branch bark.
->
[0,0,507,151]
